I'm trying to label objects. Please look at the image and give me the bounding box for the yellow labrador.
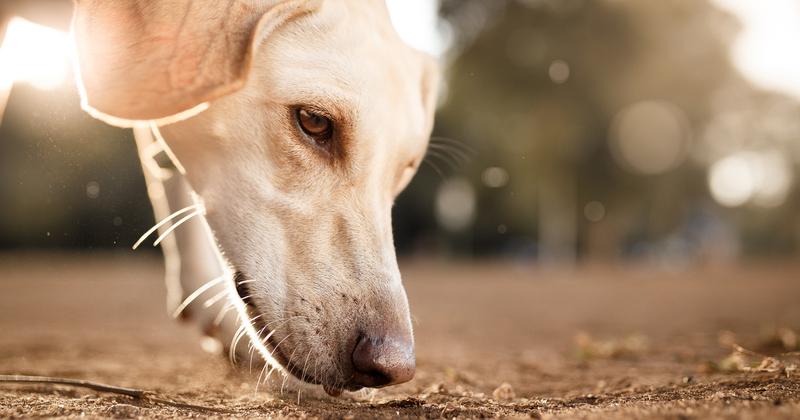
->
[71,0,439,396]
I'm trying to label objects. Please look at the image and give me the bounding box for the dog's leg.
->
[132,127,241,356]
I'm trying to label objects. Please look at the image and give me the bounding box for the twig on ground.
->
[714,344,799,376]
[0,374,234,414]
[0,375,144,398]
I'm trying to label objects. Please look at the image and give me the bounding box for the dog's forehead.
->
[255,1,430,149]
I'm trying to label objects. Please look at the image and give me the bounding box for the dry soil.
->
[1,254,799,418]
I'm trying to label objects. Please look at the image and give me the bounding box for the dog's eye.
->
[296,108,333,145]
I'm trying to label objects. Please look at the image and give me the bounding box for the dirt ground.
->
[0,253,799,419]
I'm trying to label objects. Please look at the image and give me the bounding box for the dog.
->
[71,0,439,397]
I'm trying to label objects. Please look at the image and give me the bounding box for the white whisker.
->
[236,279,257,285]
[248,326,268,374]
[263,333,294,386]
[260,327,278,347]
[229,324,248,364]
[171,275,225,319]
[297,384,303,404]
[260,366,279,392]
[298,349,313,401]
[217,266,288,389]
[132,204,199,250]
[267,333,293,364]
[423,159,446,180]
[430,136,475,153]
[152,208,203,247]
[426,148,460,171]
[249,313,265,324]
[202,289,228,308]
[213,303,234,326]
[311,359,323,397]
[255,361,269,395]
[281,345,301,395]
[429,142,472,165]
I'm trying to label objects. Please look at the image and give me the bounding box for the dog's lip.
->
[323,385,343,397]
[233,272,305,378]
[233,271,361,392]
[322,383,363,397]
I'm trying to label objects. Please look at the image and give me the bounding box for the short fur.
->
[72,0,439,393]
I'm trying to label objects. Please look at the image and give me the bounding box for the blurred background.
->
[2,0,799,267]
[2,3,800,415]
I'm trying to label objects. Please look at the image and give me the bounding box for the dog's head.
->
[72,0,439,393]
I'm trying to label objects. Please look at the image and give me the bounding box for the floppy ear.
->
[72,0,319,127]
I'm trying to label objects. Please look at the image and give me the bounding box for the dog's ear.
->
[72,0,319,127]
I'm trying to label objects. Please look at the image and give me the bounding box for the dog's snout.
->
[351,334,415,388]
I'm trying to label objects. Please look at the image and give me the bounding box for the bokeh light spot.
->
[435,178,476,232]
[751,151,793,208]
[609,100,692,175]
[708,151,793,208]
[548,59,570,84]
[708,153,756,207]
[482,167,510,188]
[86,181,100,199]
[583,201,606,222]
[200,336,223,355]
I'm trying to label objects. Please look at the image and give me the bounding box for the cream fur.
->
[75,0,439,393]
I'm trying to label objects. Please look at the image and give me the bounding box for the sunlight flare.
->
[0,17,71,90]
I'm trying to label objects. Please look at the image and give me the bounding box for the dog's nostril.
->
[351,334,415,388]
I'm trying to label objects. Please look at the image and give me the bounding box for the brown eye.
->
[296,108,333,145]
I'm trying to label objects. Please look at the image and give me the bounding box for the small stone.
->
[492,382,515,401]
[107,403,140,418]
[424,382,446,395]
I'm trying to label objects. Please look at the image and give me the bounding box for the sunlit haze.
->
[385,0,447,56]
[0,17,71,91]
[712,0,800,100]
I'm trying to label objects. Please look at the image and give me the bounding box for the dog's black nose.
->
[351,334,415,387]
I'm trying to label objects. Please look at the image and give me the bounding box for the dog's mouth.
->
[232,271,358,396]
